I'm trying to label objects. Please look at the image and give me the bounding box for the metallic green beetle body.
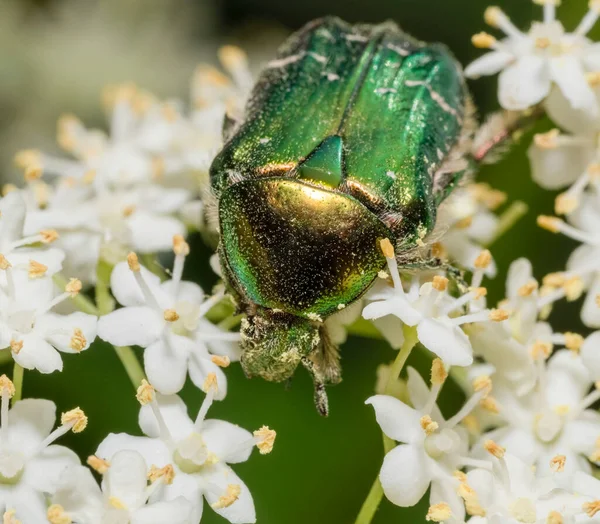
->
[210,17,470,413]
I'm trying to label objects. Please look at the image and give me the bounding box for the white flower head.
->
[465,1,600,114]
[50,450,193,524]
[98,244,239,397]
[97,381,274,524]
[363,243,503,367]
[366,364,495,520]
[0,259,97,373]
[0,379,82,521]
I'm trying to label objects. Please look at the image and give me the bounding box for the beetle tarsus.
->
[301,356,330,416]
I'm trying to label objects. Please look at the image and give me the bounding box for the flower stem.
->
[12,362,24,404]
[354,326,418,524]
[485,200,528,247]
[114,346,146,388]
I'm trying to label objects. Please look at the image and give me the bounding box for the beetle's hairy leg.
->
[398,256,468,294]
[301,356,329,417]
[310,326,342,385]
[471,105,544,165]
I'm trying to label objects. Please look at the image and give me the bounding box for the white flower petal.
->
[365,395,422,444]
[201,420,253,464]
[6,399,56,454]
[464,50,514,78]
[110,262,164,308]
[138,394,194,442]
[582,276,600,328]
[406,367,443,423]
[12,334,63,373]
[98,307,163,347]
[545,85,600,135]
[188,353,228,401]
[97,434,171,467]
[363,296,422,326]
[417,319,473,367]
[0,192,27,249]
[379,444,431,507]
[203,464,256,524]
[52,465,104,521]
[144,339,188,395]
[128,212,186,254]
[498,55,550,110]
[132,497,193,524]
[103,450,148,510]
[23,444,79,494]
[581,331,600,381]
[549,55,598,114]
[37,312,97,354]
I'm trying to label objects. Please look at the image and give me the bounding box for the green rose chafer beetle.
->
[210,17,485,415]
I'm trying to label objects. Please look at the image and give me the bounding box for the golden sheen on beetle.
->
[210,16,476,415]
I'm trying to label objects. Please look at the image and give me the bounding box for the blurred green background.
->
[0,0,593,522]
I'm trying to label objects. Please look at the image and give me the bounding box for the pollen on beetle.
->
[127,252,141,272]
[148,464,175,484]
[0,376,15,398]
[432,275,449,292]
[420,415,439,435]
[534,129,559,149]
[9,339,23,354]
[87,455,110,474]
[254,426,277,454]
[555,193,579,215]
[530,340,552,360]
[211,355,231,368]
[203,372,219,394]
[28,260,48,279]
[550,454,566,472]
[69,328,87,352]
[337,303,346,310]
[173,234,190,256]
[40,229,59,243]
[473,375,492,397]
[136,380,155,405]
[431,242,446,259]
[377,270,389,279]
[163,309,180,322]
[471,32,496,49]
[583,500,600,517]
[484,439,505,458]
[212,484,242,509]
[0,255,11,270]
[537,215,562,233]
[480,396,500,414]
[489,309,509,322]
[431,358,447,386]
[426,503,452,522]
[379,238,395,259]
[564,332,584,352]
[47,504,69,524]
[61,407,88,433]
[474,249,492,269]
[517,281,538,297]
[564,277,584,302]
[66,278,82,297]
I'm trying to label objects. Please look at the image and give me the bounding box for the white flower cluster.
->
[0,47,279,523]
[356,2,600,522]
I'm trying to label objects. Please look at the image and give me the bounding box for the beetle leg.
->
[301,356,329,417]
[399,256,469,294]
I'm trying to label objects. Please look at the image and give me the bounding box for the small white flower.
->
[0,378,83,521]
[0,261,96,373]
[363,245,501,367]
[465,2,600,113]
[464,451,574,523]
[97,380,274,524]
[50,451,193,524]
[366,364,493,520]
[98,246,239,396]
[476,350,600,480]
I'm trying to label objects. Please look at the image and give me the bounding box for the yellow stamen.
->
[69,328,87,352]
[420,415,439,435]
[469,287,488,300]
[0,376,15,398]
[426,502,452,522]
[489,309,509,322]
[530,340,553,360]
[211,484,242,509]
[431,358,447,386]
[484,6,504,27]
[218,45,248,72]
[108,497,127,510]
[28,260,48,279]
[518,281,538,297]
[163,309,180,322]
[474,250,492,269]
[122,205,136,218]
[455,216,473,229]
[173,234,190,257]
[47,504,70,524]
[0,255,11,270]
[40,229,59,243]
[254,426,277,454]
[61,407,88,433]
[550,454,566,472]
[136,380,155,405]
[480,397,500,414]
[66,278,82,297]
[583,500,600,517]
[211,355,231,368]
[379,238,395,259]
[472,32,496,49]
[564,332,584,352]
[534,129,559,150]
[432,275,449,292]
[9,340,23,354]
[148,464,175,484]
[202,372,218,394]
[127,252,141,272]
[87,455,110,474]
[484,439,505,458]
[547,511,563,524]
[537,215,562,233]
[543,272,566,288]
[555,193,578,215]
[473,375,492,397]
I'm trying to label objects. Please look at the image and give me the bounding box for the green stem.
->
[354,326,418,524]
[52,274,100,316]
[114,346,146,388]
[485,200,528,247]
[95,276,115,316]
[12,363,24,404]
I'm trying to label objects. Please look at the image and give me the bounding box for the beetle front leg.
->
[301,356,329,417]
